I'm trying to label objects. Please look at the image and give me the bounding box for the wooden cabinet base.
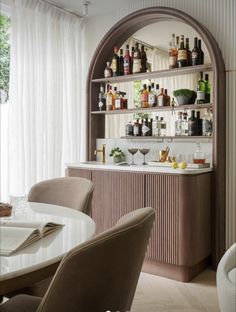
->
[143,256,211,282]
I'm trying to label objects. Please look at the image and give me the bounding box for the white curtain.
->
[2,0,84,200]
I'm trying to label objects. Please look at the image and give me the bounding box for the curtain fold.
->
[4,0,84,198]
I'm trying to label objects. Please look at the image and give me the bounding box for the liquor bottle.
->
[132,42,141,73]
[204,74,211,103]
[202,109,213,136]
[106,84,113,111]
[142,118,150,136]
[164,89,170,106]
[198,39,204,65]
[152,116,159,137]
[133,120,140,136]
[141,84,148,108]
[185,38,192,66]
[123,44,132,75]
[169,34,177,69]
[104,62,112,78]
[175,112,183,136]
[191,37,200,66]
[112,86,119,110]
[111,46,120,76]
[188,110,198,136]
[119,49,124,76]
[181,112,189,136]
[157,88,165,106]
[196,111,202,135]
[131,46,135,73]
[148,85,155,107]
[176,36,180,50]
[98,84,106,111]
[140,45,147,73]
[125,122,134,136]
[160,117,166,136]
[177,35,188,67]
[147,118,153,136]
[197,72,206,104]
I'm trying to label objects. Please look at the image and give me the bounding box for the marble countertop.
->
[66,162,213,175]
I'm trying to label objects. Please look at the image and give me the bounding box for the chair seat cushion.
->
[0,295,41,312]
[228,268,236,284]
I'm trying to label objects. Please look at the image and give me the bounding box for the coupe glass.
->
[128,148,138,165]
[139,148,150,165]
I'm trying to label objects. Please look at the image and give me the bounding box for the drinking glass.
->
[128,148,138,165]
[139,148,150,165]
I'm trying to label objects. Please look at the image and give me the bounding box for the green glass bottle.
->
[197,72,205,104]
[205,74,211,103]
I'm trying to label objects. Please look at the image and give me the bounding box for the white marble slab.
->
[67,162,213,175]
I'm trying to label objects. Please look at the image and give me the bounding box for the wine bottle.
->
[196,111,202,135]
[188,110,198,136]
[197,72,206,104]
[177,35,188,67]
[119,48,124,76]
[191,37,200,66]
[123,44,132,75]
[186,38,192,66]
[140,45,147,73]
[198,39,204,65]
[111,46,120,76]
[132,42,141,73]
[205,74,211,103]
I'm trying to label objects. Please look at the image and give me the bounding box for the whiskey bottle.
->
[188,110,198,136]
[157,88,165,106]
[204,74,211,103]
[191,37,200,66]
[123,44,132,75]
[104,62,112,78]
[186,38,192,66]
[177,35,188,67]
[141,84,148,108]
[98,84,106,111]
[140,45,147,73]
[148,85,155,107]
[198,39,204,65]
[119,49,124,76]
[197,72,206,104]
[132,42,141,73]
[164,89,170,106]
[169,34,177,69]
[106,84,113,111]
[111,46,120,76]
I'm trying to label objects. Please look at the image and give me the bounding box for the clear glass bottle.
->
[106,84,113,111]
[181,112,189,136]
[157,88,165,106]
[152,116,159,137]
[160,117,167,136]
[98,84,106,111]
[104,62,112,78]
[148,85,155,107]
[175,112,183,136]
[193,143,206,164]
[202,109,213,136]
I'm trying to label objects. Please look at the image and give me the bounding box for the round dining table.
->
[0,202,95,296]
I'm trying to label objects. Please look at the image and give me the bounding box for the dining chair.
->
[0,207,155,312]
[28,177,94,215]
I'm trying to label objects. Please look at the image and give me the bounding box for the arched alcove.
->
[87,7,226,267]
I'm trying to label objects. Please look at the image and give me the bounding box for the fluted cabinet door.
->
[91,170,145,234]
[145,174,180,265]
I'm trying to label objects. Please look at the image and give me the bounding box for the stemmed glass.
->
[128,148,138,165]
[139,148,150,165]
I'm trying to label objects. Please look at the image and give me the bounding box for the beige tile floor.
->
[131,269,220,312]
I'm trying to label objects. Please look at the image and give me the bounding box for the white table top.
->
[0,202,95,282]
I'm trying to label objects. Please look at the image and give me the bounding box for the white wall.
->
[84,0,236,248]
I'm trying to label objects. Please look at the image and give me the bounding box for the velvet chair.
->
[0,207,155,312]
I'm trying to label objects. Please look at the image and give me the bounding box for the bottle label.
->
[115,99,121,109]
[111,59,117,73]
[133,125,139,136]
[141,93,148,102]
[192,51,199,59]
[148,94,155,106]
[106,96,112,110]
[177,50,187,60]
[158,95,164,106]
[142,124,150,135]
[169,56,177,66]
[104,69,112,78]
[124,59,130,75]
[133,59,141,73]
[197,90,205,100]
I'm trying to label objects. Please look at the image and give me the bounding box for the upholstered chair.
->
[0,207,155,312]
[28,177,94,215]
[217,242,236,312]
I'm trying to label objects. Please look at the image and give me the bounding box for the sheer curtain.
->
[2,0,84,200]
